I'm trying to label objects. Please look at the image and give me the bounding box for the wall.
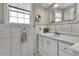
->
[0,3,37,56]
[0,3,4,24]
[48,4,79,34]
[32,4,50,25]
[0,24,37,56]
[32,4,49,34]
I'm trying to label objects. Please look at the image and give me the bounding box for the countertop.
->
[38,33,79,45]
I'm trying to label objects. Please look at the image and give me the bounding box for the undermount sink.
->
[44,32,60,37]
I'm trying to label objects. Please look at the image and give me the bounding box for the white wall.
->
[0,3,38,56]
[48,4,79,34]
[33,4,50,25]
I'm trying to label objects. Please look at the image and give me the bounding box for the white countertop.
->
[38,33,79,44]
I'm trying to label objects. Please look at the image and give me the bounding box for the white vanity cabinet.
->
[38,35,75,56]
[59,42,73,56]
[38,35,57,56]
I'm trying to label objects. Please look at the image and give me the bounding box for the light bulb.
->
[54,4,59,8]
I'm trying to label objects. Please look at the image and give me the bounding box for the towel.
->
[21,29,27,43]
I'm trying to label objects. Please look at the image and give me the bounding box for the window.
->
[8,5,30,24]
[55,11,62,22]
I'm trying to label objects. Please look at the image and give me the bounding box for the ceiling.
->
[40,3,74,9]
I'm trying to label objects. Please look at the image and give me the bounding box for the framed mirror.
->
[49,3,77,23]
[63,3,76,21]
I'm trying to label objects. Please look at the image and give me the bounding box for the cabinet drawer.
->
[59,42,73,55]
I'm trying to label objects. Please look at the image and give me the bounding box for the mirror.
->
[49,3,76,23]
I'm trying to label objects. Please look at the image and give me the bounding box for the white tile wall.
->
[21,47,29,56]
[0,23,37,56]
[12,49,20,56]
[0,24,10,39]
[12,37,20,51]
[72,23,79,33]
[62,24,72,32]
[11,27,21,37]
[56,24,62,32]
[0,51,10,56]
[0,39,10,53]
[49,24,56,32]
[49,23,73,33]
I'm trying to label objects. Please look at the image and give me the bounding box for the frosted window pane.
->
[10,17,17,23]
[55,18,61,22]
[18,13,24,18]
[18,18,24,23]
[25,19,30,24]
[55,13,62,17]
[25,14,30,19]
[10,11,17,17]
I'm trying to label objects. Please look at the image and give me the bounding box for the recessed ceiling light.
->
[54,4,59,8]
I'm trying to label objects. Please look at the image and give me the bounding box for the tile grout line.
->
[20,26,22,56]
[10,27,12,56]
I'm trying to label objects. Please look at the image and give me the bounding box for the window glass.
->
[9,11,17,17]
[55,18,62,22]
[55,13,62,17]
[18,18,24,23]
[8,5,30,24]
[25,14,30,19]
[55,10,62,22]
[25,18,30,24]
[18,13,24,18]
[10,17,17,23]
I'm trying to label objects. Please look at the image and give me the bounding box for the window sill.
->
[4,23,30,27]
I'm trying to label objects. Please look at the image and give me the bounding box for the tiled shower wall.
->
[48,22,79,33]
[0,24,37,56]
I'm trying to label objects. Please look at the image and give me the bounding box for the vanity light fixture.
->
[34,14,41,22]
[54,4,59,8]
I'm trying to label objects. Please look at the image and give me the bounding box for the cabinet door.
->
[59,50,71,56]
[59,42,73,55]
[42,37,57,56]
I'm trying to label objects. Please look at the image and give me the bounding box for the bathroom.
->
[0,3,79,56]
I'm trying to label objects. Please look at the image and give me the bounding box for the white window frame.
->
[8,5,31,24]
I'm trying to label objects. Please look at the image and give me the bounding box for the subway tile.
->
[12,49,20,56]
[11,27,21,37]
[0,39,10,53]
[12,37,20,51]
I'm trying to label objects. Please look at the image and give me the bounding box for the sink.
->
[44,33,60,37]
